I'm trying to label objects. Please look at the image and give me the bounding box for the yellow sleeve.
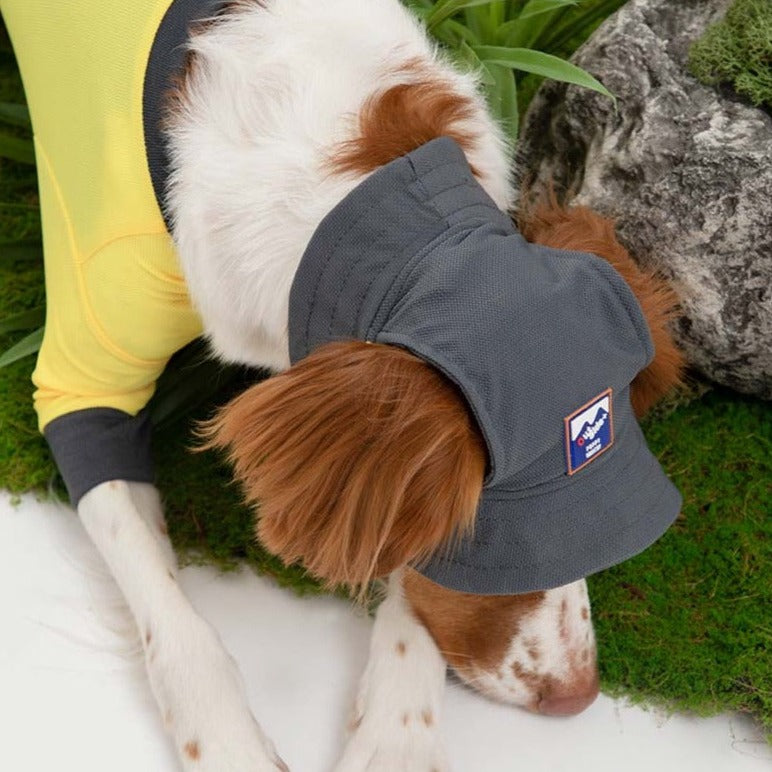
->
[31,138,203,432]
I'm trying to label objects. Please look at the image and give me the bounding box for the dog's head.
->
[198,203,683,715]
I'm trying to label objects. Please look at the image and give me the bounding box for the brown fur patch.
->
[422,709,434,727]
[559,598,569,642]
[396,640,407,656]
[184,741,201,761]
[511,660,544,689]
[403,568,545,674]
[328,71,480,178]
[402,712,410,727]
[196,342,486,593]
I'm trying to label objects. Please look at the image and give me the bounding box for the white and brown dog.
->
[3,0,684,770]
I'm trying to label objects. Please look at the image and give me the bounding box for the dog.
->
[3,0,684,769]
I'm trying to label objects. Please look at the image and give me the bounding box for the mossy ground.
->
[689,0,772,111]
[1,6,770,741]
[592,391,771,736]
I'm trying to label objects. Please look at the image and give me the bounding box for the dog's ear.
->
[197,341,486,593]
[520,202,685,417]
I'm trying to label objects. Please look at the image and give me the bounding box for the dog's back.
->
[166,0,513,370]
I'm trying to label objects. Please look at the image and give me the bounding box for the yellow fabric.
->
[1,0,203,431]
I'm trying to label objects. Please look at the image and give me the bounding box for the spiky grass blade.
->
[453,39,497,85]
[427,0,499,30]
[0,101,31,129]
[0,326,43,368]
[486,62,519,136]
[0,239,43,262]
[518,0,578,20]
[0,307,44,335]
[0,132,34,164]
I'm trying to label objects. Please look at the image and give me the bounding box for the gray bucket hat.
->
[289,136,681,595]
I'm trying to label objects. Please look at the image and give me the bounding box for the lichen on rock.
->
[688,0,772,111]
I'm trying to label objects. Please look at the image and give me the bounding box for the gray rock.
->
[518,0,772,399]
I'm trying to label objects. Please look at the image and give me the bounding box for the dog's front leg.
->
[334,568,449,772]
[78,480,289,772]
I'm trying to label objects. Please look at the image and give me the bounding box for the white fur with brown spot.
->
[335,570,449,772]
[78,481,289,771]
[449,580,598,715]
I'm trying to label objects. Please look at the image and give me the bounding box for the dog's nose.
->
[537,672,599,716]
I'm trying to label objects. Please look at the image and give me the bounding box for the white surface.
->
[0,491,768,772]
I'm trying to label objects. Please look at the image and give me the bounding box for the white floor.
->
[0,491,768,772]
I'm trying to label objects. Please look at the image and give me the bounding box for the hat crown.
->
[290,137,654,488]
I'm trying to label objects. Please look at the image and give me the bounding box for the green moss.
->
[0,262,53,494]
[591,388,772,739]
[689,0,772,110]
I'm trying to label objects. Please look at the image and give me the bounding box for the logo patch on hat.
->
[565,389,614,475]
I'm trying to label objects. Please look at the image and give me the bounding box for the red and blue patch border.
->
[564,388,615,476]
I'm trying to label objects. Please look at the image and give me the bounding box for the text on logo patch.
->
[564,389,614,475]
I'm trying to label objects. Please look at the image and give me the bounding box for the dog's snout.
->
[537,670,599,716]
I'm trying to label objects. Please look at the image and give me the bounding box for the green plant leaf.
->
[486,1,506,30]
[538,0,626,54]
[432,17,482,47]
[495,0,578,47]
[453,40,497,85]
[0,239,43,262]
[486,62,519,137]
[0,326,43,368]
[0,201,38,210]
[0,132,35,164]
[519,0,577,20]
[472,46,615,101]
[426,0,498,30]
[0,307,45,335]
[407,4,432,22]
[0,102,31,129]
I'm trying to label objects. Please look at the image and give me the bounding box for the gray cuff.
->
[44,408,155,506]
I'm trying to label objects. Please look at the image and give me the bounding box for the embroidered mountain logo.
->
[564,389,614,475]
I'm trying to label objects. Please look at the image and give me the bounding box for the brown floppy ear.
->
[520,202,685,417]
[196,340,487,592]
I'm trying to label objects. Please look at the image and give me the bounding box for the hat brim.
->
[416,419,682,595]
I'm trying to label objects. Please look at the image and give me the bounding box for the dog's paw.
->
[174,718,290,772]
[333,709,449,772]
[144,611,290,771]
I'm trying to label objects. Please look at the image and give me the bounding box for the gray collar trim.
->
[143,0,228,229]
